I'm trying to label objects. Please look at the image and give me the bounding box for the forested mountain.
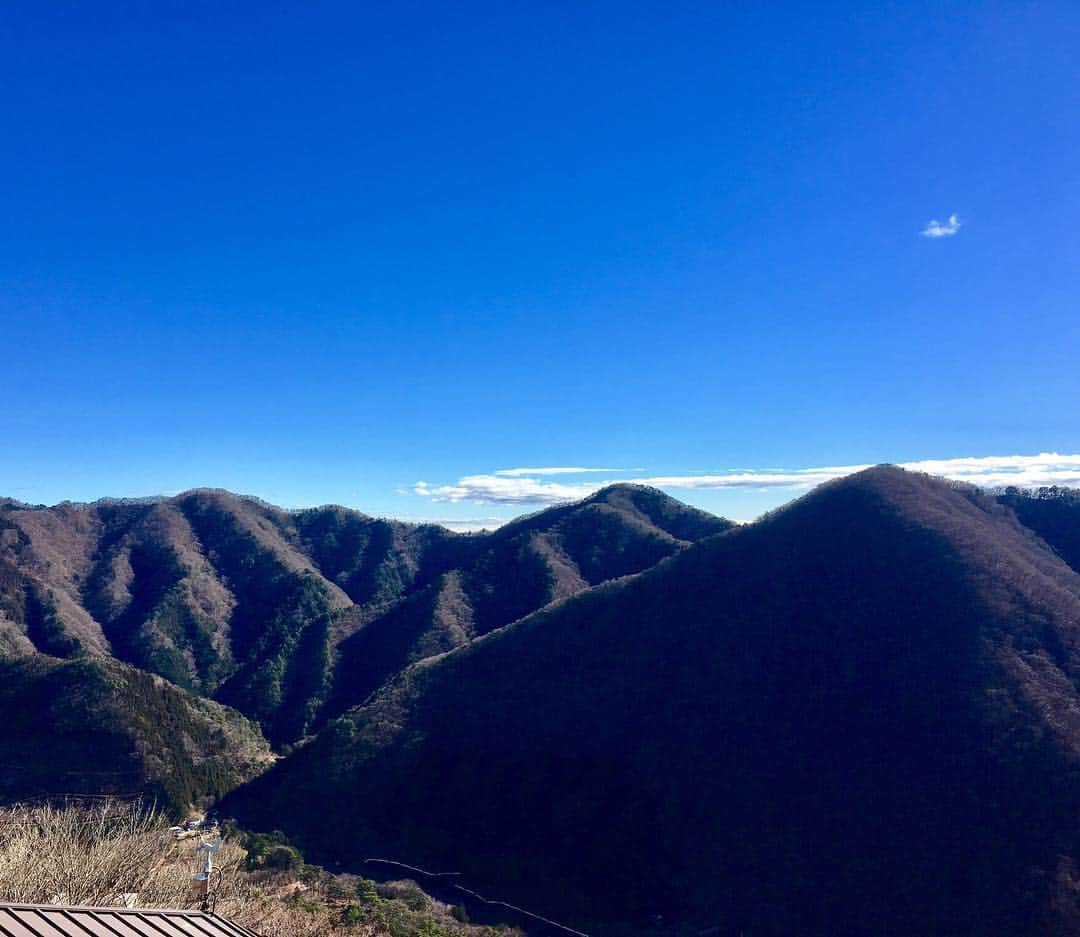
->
[0,654,272,812]
[223,468,1080,936]
[8,472,1080,934]
[0,485,730,744]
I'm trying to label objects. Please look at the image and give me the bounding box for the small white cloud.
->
[922,214,962,238]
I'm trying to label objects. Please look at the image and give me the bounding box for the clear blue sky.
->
[4,2,1079,525]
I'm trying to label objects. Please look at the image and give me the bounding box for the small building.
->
[0,901,260,937]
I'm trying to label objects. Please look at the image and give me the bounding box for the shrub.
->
[323,873,357,900]
[355,877,380,904]
[376,879,430,912]
[265,844,303,871]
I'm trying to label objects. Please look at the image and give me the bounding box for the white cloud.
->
[412,453,1080,505]
[418,517,508,532]
[922,214,962,238]
[414,476,598,504]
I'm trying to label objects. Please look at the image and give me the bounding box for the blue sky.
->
[3,2,1079,526]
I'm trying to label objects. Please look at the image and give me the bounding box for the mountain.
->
[0,485,730,744]
[222,468,1080,936]
[0,653,272,813]
[322,484,732,720]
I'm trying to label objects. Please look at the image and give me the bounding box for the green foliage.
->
[355,877,381,904]
[287,893,323,914]
[266,843,303,870]
[343,899,467,937]
[82,528,229,694]
[341,903,365,925]
[213,570,336,743]
[321,872,357,900]
[376,879,430,912]
[242,830,303,871]
[0,655,270,814]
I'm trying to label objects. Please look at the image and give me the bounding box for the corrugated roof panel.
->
[148,915,208,937]
[75,912,148,937]
[57,911,120,937]
[11,909,69,937]
[40,909,116,937]
[73,910,182,937]
[0,905,259,937]
[0,907,46,937]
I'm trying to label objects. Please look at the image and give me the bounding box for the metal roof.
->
[0,902,261,937]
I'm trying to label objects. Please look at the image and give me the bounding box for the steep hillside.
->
[224,468,1080,936]
[0,493,350,744]
[0,486,730,743]
[0,653,273,814]
[0,502,111,655]
[998,486,1080,574]
[321,484,733,720]
[291,507,463,609]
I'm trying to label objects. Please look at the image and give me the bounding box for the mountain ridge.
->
[0,484,732,742]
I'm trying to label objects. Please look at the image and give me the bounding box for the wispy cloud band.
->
[412,453,1080,505]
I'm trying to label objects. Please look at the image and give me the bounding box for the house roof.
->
[0,902,261,937]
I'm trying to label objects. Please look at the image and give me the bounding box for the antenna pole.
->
[193,837,222,912]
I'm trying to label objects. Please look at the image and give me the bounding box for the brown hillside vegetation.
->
[0,801,519,937]
[0,485,729,745]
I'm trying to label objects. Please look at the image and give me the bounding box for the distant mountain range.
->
[5,472,1080,934]
[0,484,727,800]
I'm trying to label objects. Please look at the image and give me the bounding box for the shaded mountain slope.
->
[80,500,236,693]
[0,652,272,814]
[0,502,111,655]
[321,572,475,715]
[291,507,463,609]
[170,491,348,742]
[999,486,1080,575]
[320,484,733,721]
[0,486,730,743]
[223,467,1080,936]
